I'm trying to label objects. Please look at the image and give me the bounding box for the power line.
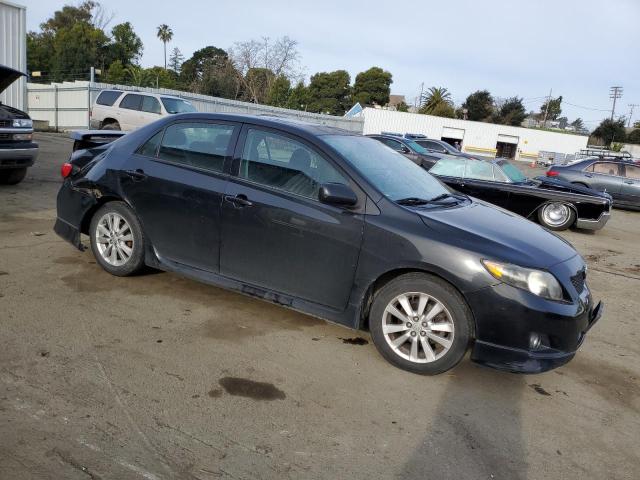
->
[610,86,623,120]
[563,100,610,112]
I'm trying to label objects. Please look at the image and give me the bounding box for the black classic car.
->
[0,64,38,185]
[546,157,640,210]
[54,114,602,375]
[429,157,612,231]
[367,134,458,169]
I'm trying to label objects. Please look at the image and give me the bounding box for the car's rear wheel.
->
[369,273,473,375]
[0,167,27,185]
[537,202,576,230]
[571,182,590,189]
[90,202,145,276]
[101,121,121,130]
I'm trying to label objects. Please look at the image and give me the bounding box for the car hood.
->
[417,199,577,269]
[531,176,611,200]
[0,64,25,96]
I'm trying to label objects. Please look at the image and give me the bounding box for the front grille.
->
[0,133,12,140]
[570,269,586,293]
[0,120,11,128]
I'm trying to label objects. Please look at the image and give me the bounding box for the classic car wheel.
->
[101,121,121,130]
[538,202,576,231]
[90,202,145,276]
[0,167,27,185]
[369,273,472,375]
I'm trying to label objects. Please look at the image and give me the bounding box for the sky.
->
[20,0,640,128]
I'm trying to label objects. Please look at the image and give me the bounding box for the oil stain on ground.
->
[340,337,369,345]
[217,377,285,401]
[529,383,552,396]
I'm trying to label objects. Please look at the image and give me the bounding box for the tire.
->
[537,202,576,231]
[89,201,146,276]
[369,273,473,375]
[101,121,121,130]
[0,167,27,185]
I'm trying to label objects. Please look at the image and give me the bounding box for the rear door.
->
[116,93,143,131]
[121,120,239,272]
[219,126,364,310]
[620,164,640,206]
[583,161,624,198]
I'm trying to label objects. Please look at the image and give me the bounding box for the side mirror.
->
[319,183,358,207]
[400,146,411,153]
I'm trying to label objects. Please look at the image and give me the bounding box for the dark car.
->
[430,156,612,231]
[547,157,640,210]
[367,134,456,169]
[54,114,602,375]
[0,65,38,185]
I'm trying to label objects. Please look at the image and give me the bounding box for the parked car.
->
[90,89,197,131]
[55,114,602,375]
[547,157,640,210]
[367,134,455,169]
[0,64,38,185]
[429,157,612,231]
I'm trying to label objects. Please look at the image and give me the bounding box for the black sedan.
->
[367,134,457,169]
[55,114,602,375]
[430,157,612,231]
[547,157,640,210]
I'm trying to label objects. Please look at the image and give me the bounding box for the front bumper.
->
[576,211,610,230]
[0,143,38,169]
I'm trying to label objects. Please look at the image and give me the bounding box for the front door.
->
[220,126,364,310]
[620,164,640,206]
[121,120,239,272]
[585,161,624,199]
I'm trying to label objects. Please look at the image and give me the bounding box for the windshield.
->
[161,97,197,114]
[500,162,528,182]
[324,135,449,202]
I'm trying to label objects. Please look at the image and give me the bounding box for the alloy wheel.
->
[95,212,134,266]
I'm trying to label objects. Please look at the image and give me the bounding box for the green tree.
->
[266,75,291,107]
[105,59,126,84]
[462,90,494,121]
[168,47,184,73]
[493,97,526,126]
[427,102,456,118]
[243,68,275,103]
[156,24,173,69]
[286,82,310,111]
[144,66,178,88]
[626,129,640,144]
[419,87,453,114]
[570,118,585,131]
[633,120,640,129]
[307,70,352,115]
[27,31,53,76]
[591,118,627,145]
[52,22,108,81]
[40,1,94,33]
[396,101,409,112]
[108,22,142,67]
[180,46,230,92]
[540,96,563,121]
[352,67,392,106]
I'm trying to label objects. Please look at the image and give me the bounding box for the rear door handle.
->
[125,169,147,181]
[224,194,253,208]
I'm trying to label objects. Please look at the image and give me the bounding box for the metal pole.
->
[609,86,623,120]
[54,85,58,133]
[542,88,552,128]
[627,104,638,127]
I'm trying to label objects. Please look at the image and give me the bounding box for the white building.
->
[362,108,589,160]
[0,0,27,110]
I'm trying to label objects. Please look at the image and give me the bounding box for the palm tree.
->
[156,24,173,70]
[420,87,453,113]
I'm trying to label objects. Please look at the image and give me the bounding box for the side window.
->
[430,158,466,178]
[119,94,142,110]
[157,122,235,172]
[96,90,122,106]
[136,130,163,157]
[240,128,348,200]
[141,96,161,114]
[624,165,640,179]
[382,138,404,151]
[493,165,510,182]
[428,141,445,153]
[592,162,619,176]
[465,160,494,181]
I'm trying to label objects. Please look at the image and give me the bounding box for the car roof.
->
[99,89,184,100]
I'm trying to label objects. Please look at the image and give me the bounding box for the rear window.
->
[95,90,123,106]
[119,94,143,111]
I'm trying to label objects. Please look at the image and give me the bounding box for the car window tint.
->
[465,160,494,180]
[625,165,640,179]
[592,162,619,176]
[430,158,466,178]
[381,138,403,151]
[157,122,234,172]
[240,128,348,200]
[428,141,445,152]
[96,90,122,106]
[493,165,510,182]
[141,96,161,114]
[136,130,163,157]
[119,94,142,110]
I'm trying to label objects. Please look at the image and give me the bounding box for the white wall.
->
[622,144,640,158]
[0,0,27,110]
[362,108,589,158]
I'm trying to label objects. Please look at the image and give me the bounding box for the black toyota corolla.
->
[54,114,603,375]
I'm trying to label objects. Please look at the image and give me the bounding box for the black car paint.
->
[432,158,612,228]
[548,158,640,210]
[54,113,602,373]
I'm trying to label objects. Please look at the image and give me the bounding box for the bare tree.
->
[90,1,114,30]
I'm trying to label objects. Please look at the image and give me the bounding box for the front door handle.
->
[224,194,253,208]
[585,173,593,178]
[125,169,147,181]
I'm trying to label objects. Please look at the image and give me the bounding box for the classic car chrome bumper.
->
[576,211,610,230]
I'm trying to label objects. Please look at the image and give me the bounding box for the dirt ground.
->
[1,133,638,480]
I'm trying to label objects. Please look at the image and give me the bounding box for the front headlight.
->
[482,260,563,300]
[12,119,33,128]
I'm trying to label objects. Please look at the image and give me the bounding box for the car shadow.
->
[399,361,528,479]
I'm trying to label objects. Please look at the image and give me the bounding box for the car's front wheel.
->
[101,121,121,131]
[369,273,473,375]
[537,202,576,230]
[0,167,27,185]
[90,202,146,276]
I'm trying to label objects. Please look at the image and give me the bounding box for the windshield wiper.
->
[428,192,467,202]
[396,197,431,205]
[396,193,466,206]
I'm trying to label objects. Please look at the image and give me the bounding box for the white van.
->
[90,90,197,131]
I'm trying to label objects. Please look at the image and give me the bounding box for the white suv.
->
[90,90,197,131]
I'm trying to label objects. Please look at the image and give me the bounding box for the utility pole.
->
[609,86,623,120]
[627,103,638,127]
[542,88,552,128]
[416,82,424,109]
